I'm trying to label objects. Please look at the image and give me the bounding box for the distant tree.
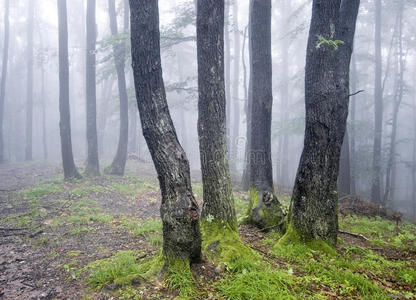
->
[197,0,236,228]
[287,0,360,246]
[108,0,128,175]
[129,0,201,265]
[25,0,34,161]
[85,0,100,176]
[371,0,383,204]
[248,0,274,194]
[338,130,351,196]
[57,0,81,180]
[0,0,9,163]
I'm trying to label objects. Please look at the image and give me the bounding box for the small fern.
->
[316,34,344,50]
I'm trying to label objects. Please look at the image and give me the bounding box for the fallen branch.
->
[338,229,369,241]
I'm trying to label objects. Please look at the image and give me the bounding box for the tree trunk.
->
[40,50,48,160]
[85,0,100,176]
[383,2,404,206]
[0,0,9,163]
[25,0,34,161]
[338,130,351,196]
[225,1,231,163]
[109,0,128,175]
[196,0,236,229]
[98,79,113,156]
[248,0,274,193]
[288,0,360,246]
[350,54,357,194]
[231,0,240,171]
[58,0,81,180]
[129,0,201,264]
[371,0,383,205]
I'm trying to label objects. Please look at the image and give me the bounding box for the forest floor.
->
[0,160,415,300]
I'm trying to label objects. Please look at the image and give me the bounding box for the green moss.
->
[164,258,196,299]
[201,220,262,273]
[397,268,416,287]
[218,269,298,300]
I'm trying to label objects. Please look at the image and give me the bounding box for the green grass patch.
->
[120,217,162,238]
[20,183,62,200]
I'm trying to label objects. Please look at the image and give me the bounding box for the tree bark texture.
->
[109,0,129,175]
[0,0,9,163]
[371,0,383,205]
[85,0,100,176]
[248,0,274,193]
[25,0,34,161]
[197,0,236,229]
[129,0,202,263]
[289,0,360,246]
[225,1,231,164]
[231,0,240,170]
[58,0,81,180]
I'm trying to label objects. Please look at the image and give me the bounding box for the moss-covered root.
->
[245,189,286,232]
[274,223,337,259]
[201,221,262,273]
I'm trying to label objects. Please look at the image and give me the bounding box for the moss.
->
[201,220,262,273]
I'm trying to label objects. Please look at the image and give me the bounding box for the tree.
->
[371,0,383,204]
[0,0,9,163]
[25,0,34,161]
[108,0,128,175]
[225,1,231,163]
[338,130,351,196]
[85,0,99,176]
[196,0,236,228]
[248,0,274,194]
[285,0,360,246]
[129,0,201,265]
[58,0,81,180]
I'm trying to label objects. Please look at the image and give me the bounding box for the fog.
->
[0,0,415,221]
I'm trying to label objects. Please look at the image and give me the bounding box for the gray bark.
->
[129,0,202,264]
[0,0,9,163]
[85,0,100,176]
[25,0,34,161]
[338,130,351,196]
[350,54,357,194]
[225,1,231,162]
[248,0,274,193]
[289,0,360,245]
[109,0,129,175]
[231,0,240,170]
[197,0,236,228]
[58,0,81,180]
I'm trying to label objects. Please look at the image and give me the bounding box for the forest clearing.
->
[1,160,415,299]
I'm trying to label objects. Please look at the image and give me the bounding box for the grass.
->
[120,217,162,238]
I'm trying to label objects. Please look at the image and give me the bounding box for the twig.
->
[349,90,365,97]
[338,230,369,241]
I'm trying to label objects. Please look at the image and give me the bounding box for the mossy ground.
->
[1,161,416,299]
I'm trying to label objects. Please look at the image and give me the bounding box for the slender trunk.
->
[85,0,100,175]
[108,0,129,175]
[0,0,10,163]
[58,0,81,180]
[383,3,404,206]
[129,0,201,264]
[41,53,48,160]
[371,0,383,204]
[413,73,416,222]
[241,25,250,190]
[231,0,240,171]
[248,0,274,193]
[288,0,360,245]
[98,79,114,156]
[225,1,231,162]
[350,54,357,194]
[197,0,236,228]
[25,0,34,161]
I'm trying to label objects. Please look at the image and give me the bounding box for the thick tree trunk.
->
[58,0,81,180]
[0,0,9,163]
[129,0,201,264]
[197,0,236,229]
[231,0,240,171]
[85,0,100,176]
[25,0,34,161]
[288,0,359,246]
[338,130,351,196]
[371,0,383,205]
[248,0,274,193]
[109,0,128,175]
[225,1,232,163]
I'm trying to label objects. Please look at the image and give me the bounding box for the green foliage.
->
[68,226,96,236]
[218,269,297,300]
[397,268,416,286]
[20,183,61,200]
[164,259,196,298]
[316,34,344,50]
[120,217,162,238]
[70,182,106,197]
